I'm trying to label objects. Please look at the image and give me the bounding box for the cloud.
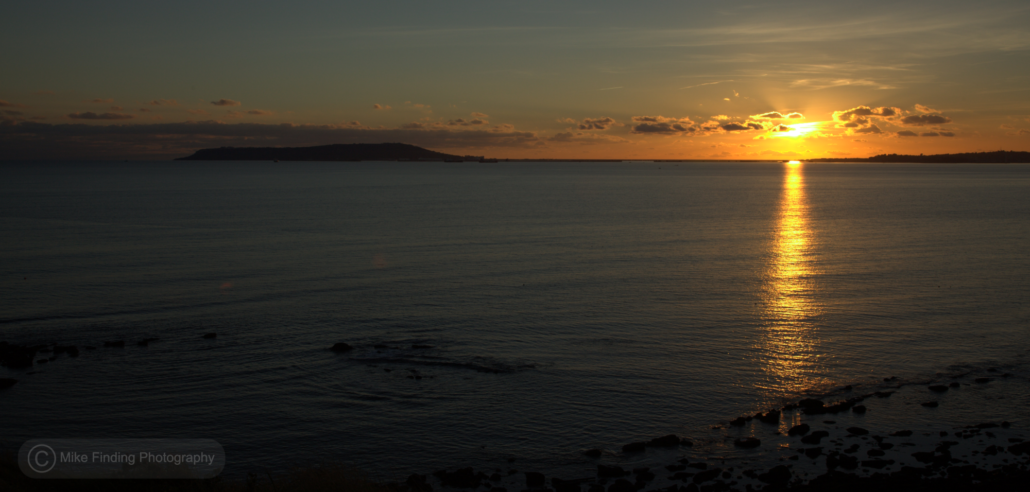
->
[722,122,764,131]
[138,108,151,112]
[0,100,28,108]
[247,110,274,116]
[578,117,616,130]
[110,106,123,111]
[187,109,209,115]
[557,118,577,124]
[0,120,543,160]
[67,112,134,120]
[4,110,24,116]
[149,99,179,106]
[914,104,939,113]
[373,104,391,110]
[790,79,895,90]
[413,103,429,109]
[939,131,956,137]
[631,115,699,134]
[854,125,883,134]
[471,112,489,118]
[444,118,488,126]
[751,111,804,121]
[901,114,952,126]
[712,115,729,120]
[921,132,940,137]
[897,130,919,137]
[88,98,114,103]
[211,99,241,107]
[680,80,733,90]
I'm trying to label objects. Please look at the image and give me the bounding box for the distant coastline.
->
[175,145,1030,163]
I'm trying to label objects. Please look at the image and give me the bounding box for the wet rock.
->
[757,465,791,487]
[843,444,860,454]
[861,459,894,469]
[911,452,935,463]
[634,470,655,483]
[666,464,687,472]
[890,430,912,437]
[433,468,480,488]
[680,438,694,447]
[757,410,781,424]
[878,442,894,450]
[1008,442,1030,455]
[36,359,48,364]
[687,463,707,470]
[588,485,604,492]
[490,488,506,492]
[798,398,825,414]
[928,385,949,392]
[0,378,17,389]
[407,474,433,492]
[683,485,699,492]
[852,405,867,414]
[983,445,999,456]
[621,442,646,453]
[867,449,885,457]
[833,453,858,470]
[729,417,746,427]
[787,423,810,436]
[584,449,602,458]
[801,430,829,445]
[201,333,217,339]
[607,479,634,492]
[921,401,939,408]
[598,465,628,478]
[104,340,125,347]
[489,473,502,482]
[805,447,823,459]
[948,382,960,388]
[552,478,581,492]
[670,471,694,482]
[137,338,160,347]
[846,427,869,436]
[647,434,681,447]
[53,345,79,357]
[330,343,354,352]
[733,437,760,449]
[525,472,545,488]
[974,377,993,384]
[692,469,721,484]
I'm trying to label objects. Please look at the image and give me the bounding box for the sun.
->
[770,121,823,139]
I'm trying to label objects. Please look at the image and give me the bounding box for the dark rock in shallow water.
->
[757,465,791,486]
[733,437,760,449]
[687,463,707,470]
[598,465,627,478]
[524,472,545,489]
[587,485,604,492]
[861,459,894,469]
[911,452,935,463]
[805,447,823,459]
[552,478,581,492]
[729,417,746,427]
[680,438,693,446]
[330,343,354,352]
[867,449,885,457]
[798,398,825,414]
[692,469,721,484]
[584,449,602,458]
[852,405,867,414]
[787,423,811,436]
[647,434,680,447]
[407,474,433,492]
[928,385,949,392]
[665,464,687,472]
[433,468,480,488]
[921,401,939,408]
[975,377,993,384]
[847,427,869,436]
[0,378,17,389]
[890,430,913,437]
[757,410,781,424]
[801,430,829,445]
[103,340,125,347]
[621,442,646,453]
[949,381,960,388]
[202,333,217,339]
[1008,442,1030,455]
[607,479,634,492]
[873,391,894,398]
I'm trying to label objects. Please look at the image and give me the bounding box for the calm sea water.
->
[1,161,1029,477]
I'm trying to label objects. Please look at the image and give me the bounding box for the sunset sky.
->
[3,0,1030,160]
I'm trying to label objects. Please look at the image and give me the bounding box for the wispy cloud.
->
[790,79,895,90]
[211,99,241,107]
[67,112,134,120]
[681,80,733,90]
[149,99,179,106]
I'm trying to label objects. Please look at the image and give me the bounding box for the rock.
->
[407,474,433,492]
[665,464,687,472]
[835,454,858,470]
[0,378,17,389]
[584,449,602,458]
[202,333,217,339]
[36,359,48,364]
[801,431,829,445]
[867,449,885,457]
[733,437,760,449]
[757,410,781,424]
[692,469,721,484]
[1008,442,1030,455]
[787,423,810,436]
[680,438,693,446]
[607,479,634,492]
[846,427,869,436]
[687,463,707,470]
[552,478,580,492]
[757,465,791,486]
[879,442,894,450]
[588,485,604,492]
[634,470,655,483]
[683,485,699,492]
[974,377,993,384]
[103,340,125,347]
[330,343,354,352]
[621,442,646,453]
[598,465,627,478]
[852,405,867,414]
[843,444,860,454]
[873,391,894,398]
[805,447,823,459]
[928,385,949,392]
[861,459,894,469]
[921,401,939,408]
[948,382,960,388]
[489,473,501,482]
[911,452,935,463]
[433,468,481,488]
[890,430,912,437]
[798,399,825,414]
[729,417,747,427]
[647,435,680,447]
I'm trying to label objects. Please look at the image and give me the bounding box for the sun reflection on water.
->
[757,162,826,397]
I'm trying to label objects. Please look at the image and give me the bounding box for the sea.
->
[1,160,1029,479]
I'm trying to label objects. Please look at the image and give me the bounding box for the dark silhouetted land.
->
[810,151,1030,163]
[176,143,462,162]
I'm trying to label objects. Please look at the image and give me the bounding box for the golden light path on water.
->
[757,161,827,398]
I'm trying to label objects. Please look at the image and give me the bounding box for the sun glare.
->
[771,121,823,139]
[787,160,802,165]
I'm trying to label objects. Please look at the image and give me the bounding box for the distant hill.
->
[175,143,462,161]
[810,151,1030,163]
